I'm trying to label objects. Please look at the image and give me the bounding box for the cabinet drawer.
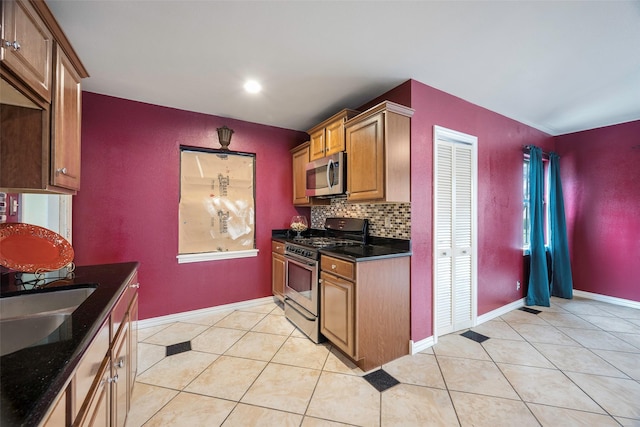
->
[321,255,355,281]
[272,240,285,255]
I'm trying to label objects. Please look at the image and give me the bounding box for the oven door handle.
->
[286,255,317,268]
[326,159,334,190]
[284,296,317,321]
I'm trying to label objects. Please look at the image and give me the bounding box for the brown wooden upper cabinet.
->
[290,141,330,207]
[307,109,359,161]
[291,142,311,206]
[0,0,88,194]
[345,101,414,203]
[51,44,82,191]
[0,0,53,102]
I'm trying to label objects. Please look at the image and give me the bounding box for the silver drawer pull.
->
[331,264,337,270]
[130,283,140,289]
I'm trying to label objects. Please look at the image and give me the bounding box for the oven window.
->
[288,262,313,300]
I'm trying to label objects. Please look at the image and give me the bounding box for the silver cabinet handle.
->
[130,282,140,289]
[56,167,68,175]
[108,374,119,384]
[4,41,20,51]
[331,264,337,270]
[114,359,125,369]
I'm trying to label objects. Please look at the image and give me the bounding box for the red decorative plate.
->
[0,223,74,273]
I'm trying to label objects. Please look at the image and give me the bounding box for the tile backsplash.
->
[311,199,411,239]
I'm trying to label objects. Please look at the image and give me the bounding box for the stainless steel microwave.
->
[305,152,345,197]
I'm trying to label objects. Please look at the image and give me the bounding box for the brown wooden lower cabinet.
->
[74,280,138,427]
[42,274,139,427]
[42,388,67,426]
[320,255,410,372]
[271,240,286,301]
[111,314,129,427]
[75,356,111,427]
[320,271,355,357]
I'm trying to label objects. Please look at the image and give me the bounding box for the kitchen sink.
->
[0,287,96,320]
[0,312,72,356]
[0,286,96,356]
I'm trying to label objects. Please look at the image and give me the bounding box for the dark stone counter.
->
[0,262,139,426]
[271,229,411,262]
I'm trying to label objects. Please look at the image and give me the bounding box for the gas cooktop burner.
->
[292,237,359,248]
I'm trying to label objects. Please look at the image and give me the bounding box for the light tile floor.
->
[127,296,640,426]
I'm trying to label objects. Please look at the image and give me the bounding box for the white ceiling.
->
[47,0,640,136]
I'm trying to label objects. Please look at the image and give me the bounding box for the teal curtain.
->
[549,153,573,299]
[526,146,550,307]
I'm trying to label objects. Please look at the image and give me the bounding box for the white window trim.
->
[177,249,259,264]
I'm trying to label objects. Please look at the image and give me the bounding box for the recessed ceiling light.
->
[244,80,262,94]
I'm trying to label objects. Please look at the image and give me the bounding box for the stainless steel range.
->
[283,218,368,343]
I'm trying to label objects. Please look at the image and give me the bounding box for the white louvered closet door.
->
[435,130,475,336]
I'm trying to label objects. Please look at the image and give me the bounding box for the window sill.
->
[177,249,259,264]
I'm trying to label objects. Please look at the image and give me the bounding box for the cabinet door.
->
[272,252,286,300]
[42,389,67,427]
[346,112,384,201]
[51,44,82,190]
[112,317,129,427]
[292,144,310,205]
[0,0,53,102]
[309,128,326,161]
[76,356,110,427]
[324,119,345,156]
[320,272,355,358]
[129,293,139,400]
[74,322,109,421]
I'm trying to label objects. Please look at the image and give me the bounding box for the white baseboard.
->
[410,335,435,354]
[476,298,526,325]
[410,298,526,354]
[573,290,640,310]
[138,296,276,329]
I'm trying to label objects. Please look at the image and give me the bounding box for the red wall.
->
[75,92,308,319]
[76,82,572,338]
[555,121,640,302]
[360,80,554,341]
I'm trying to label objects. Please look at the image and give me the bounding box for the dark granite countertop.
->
[319,243,411,261]
[0,262,139,427]
[271,229,411,261]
